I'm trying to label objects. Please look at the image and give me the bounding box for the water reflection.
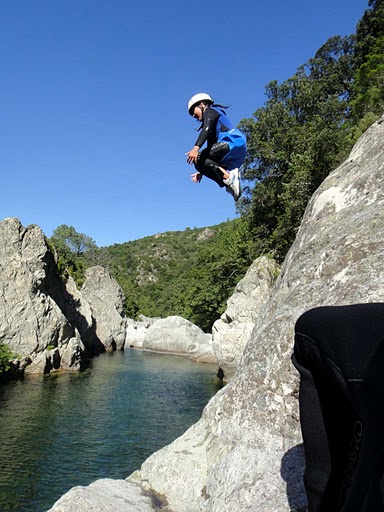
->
[0,349,222,511]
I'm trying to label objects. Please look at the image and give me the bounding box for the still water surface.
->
[0,349,222,512]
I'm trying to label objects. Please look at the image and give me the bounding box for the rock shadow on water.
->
[280,443,307,511]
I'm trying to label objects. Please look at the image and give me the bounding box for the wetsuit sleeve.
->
[194,108,220,147]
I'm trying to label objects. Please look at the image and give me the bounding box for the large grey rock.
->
[60,275,97,351]
[81,266,126,351]
[60,337,86,371]
[125,316,160,349]
[125,318,149,349]
[24,348,60,375]
[212,256,280,381]
[143,315,216,363]
[222,256,280,324]
[0,219,80,366]
[47,479,158,512]
[46,115,384,511]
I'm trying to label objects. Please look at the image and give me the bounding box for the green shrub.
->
[0,343,14,374]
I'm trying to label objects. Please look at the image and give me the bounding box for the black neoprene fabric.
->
[293,303,384,512]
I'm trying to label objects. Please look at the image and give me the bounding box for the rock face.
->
[57,275,97,353]
[125,316,160,349]
[0,219,82,372]
[143,315,216,364]
[125,318,149,349]
[47,479,158,512]
[0,220,127,373]
[212,255,280,381]
[81,266,126,351]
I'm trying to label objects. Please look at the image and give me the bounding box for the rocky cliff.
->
[0,220,126,374]
[212,255,280,381]
[48,115,384,511]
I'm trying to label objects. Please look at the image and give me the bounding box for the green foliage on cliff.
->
[239,34,355,261]
[49,224,98,286]
[349,0,384,135]
[0,344,13,374]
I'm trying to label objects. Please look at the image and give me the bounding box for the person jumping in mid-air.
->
[186,93,247,201]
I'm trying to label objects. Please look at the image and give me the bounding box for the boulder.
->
[143,315,216,363]
[189,343,217,364]
[125,318,152,349]
[47,479,158,512]
[81,266,126,351]
[25,350,53,374]
[212,320,254,380]
[212,256,280,381]
[60,275,98,352]
[137,314,161,326]
[60,337,86,371]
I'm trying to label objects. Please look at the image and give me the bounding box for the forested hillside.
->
[49,0,383,331]
[50,219,255,332]
[97,222,247,327]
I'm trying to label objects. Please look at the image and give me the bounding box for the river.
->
[0,349,222,511]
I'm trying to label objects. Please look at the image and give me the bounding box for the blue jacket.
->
[194,106,246,169]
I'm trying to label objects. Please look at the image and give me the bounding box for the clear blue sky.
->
[1,0,368,247]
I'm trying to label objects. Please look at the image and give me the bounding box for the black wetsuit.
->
[292,303,384,511]
[193,106,246,187]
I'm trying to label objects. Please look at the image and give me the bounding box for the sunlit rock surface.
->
[81,265,126,351]
[0,219,82,372]
[212,255,280,382]
[143,315,216,364]
[46,479,157,512]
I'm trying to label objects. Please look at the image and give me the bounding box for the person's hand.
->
[186,146,199,164]
[190,172,202,183]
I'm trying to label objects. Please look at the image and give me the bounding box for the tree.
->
[180,219,255,331]
[49,225,97,286]
[239,35,355,261]
[51,224,97,256]
[349,0,384,130]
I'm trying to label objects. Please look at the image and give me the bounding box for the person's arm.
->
[186,107,220,165]
[194,107,220,148]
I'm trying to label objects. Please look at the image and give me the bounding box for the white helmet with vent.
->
[187,93,213,115]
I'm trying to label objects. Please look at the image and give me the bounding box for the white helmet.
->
[188,93,213,115]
